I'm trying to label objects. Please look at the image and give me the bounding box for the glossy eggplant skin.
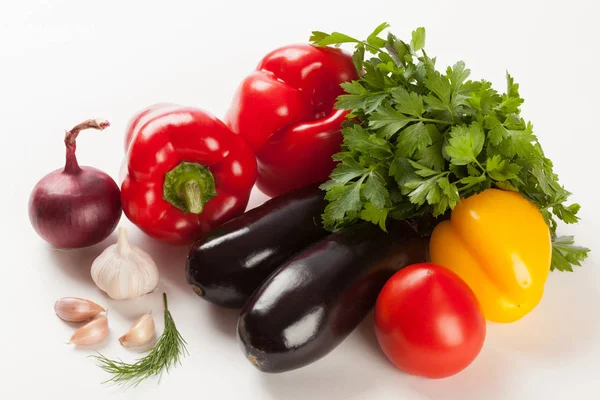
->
[237,222,429,373]
[185,185,329,308]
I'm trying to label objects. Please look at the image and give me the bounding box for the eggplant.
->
[237,221,429,373]
[185,185,329,308]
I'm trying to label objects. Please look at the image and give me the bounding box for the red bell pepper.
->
[225,44,357,197]
[121,104,257,245]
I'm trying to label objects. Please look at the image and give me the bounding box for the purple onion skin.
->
[28,119,122,249]
[29,166,122,249]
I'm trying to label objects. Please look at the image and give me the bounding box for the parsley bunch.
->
[310,23,589,272]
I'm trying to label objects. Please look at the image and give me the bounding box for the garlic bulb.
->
[55,297,105,322]
[68,315,109,345]
[119,313,156,349]
[91,227,159,300]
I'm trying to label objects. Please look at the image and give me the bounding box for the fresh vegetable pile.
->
[30,22,590,387]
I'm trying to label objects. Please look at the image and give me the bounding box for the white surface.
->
[1,1,599,399]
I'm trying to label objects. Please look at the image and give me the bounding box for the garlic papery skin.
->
[91,227,159,300]
[119,313,156,349]
[68,315,109,345]
[54,297,105,322]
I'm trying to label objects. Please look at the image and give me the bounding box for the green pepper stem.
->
[162,161,217,215]
[182,181,204,214]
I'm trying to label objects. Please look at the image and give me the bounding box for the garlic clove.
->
[54,297,105,322]
[119,313,156,349]
[68,315,109,346]
[90,227,160,300]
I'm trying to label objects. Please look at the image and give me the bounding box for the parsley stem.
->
[474,159,485,172]
[420,117,453,125]
[449,108,456,124]
[360,41,383,53]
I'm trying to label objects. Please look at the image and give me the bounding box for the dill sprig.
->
[91,293,188,388]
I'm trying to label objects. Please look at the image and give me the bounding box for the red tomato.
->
[374,263,486,379]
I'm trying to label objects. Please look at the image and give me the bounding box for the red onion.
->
[28,119,122,249]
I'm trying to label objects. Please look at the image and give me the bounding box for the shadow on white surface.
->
[67,338,113,353]
[256,314,392,400]
[491,270,600,361]
[404,343,513,400]
[259,353,378,400]
[64,328,114,353]
[355,311,390,364]
[248,302,511,400]
[52,314,113,353]
[49,238,111,284]
[207,303,241,339]
[104,290,163,320]
[356,312,513,400]
[135,232,191,293]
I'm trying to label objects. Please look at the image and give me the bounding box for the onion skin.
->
[28,119,122,249]
[29,166,122,249]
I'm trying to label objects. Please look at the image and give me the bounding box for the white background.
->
[1,1,599,399]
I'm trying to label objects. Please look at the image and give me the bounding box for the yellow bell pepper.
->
[429,188,551,323]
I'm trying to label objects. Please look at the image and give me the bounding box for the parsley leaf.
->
[364,170,389,208]
[322,176,366,229]
[321,157,367,189]
[389,157,418,186]
[367,22,391,51]
[486,155,521,181]
[499,72,525,114]
[436,176,460,215]
[445,123,485,165]
[403,175,441,206]
[447,61,470,91]
[344,124,393,159]
[408,159,441,177]
[468,80,501,113]
[425,70,452,108]
[410,27,426,52]
[552,203,581,224]
[336,81,388,114]
[551,236,590,272]
[352,45,366,74]
[360,202,390,231]
[417,137,445,171]
[310,31,361,47]
[391,87,425,117]
[369,105,416,138]
[396,122,432,157]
